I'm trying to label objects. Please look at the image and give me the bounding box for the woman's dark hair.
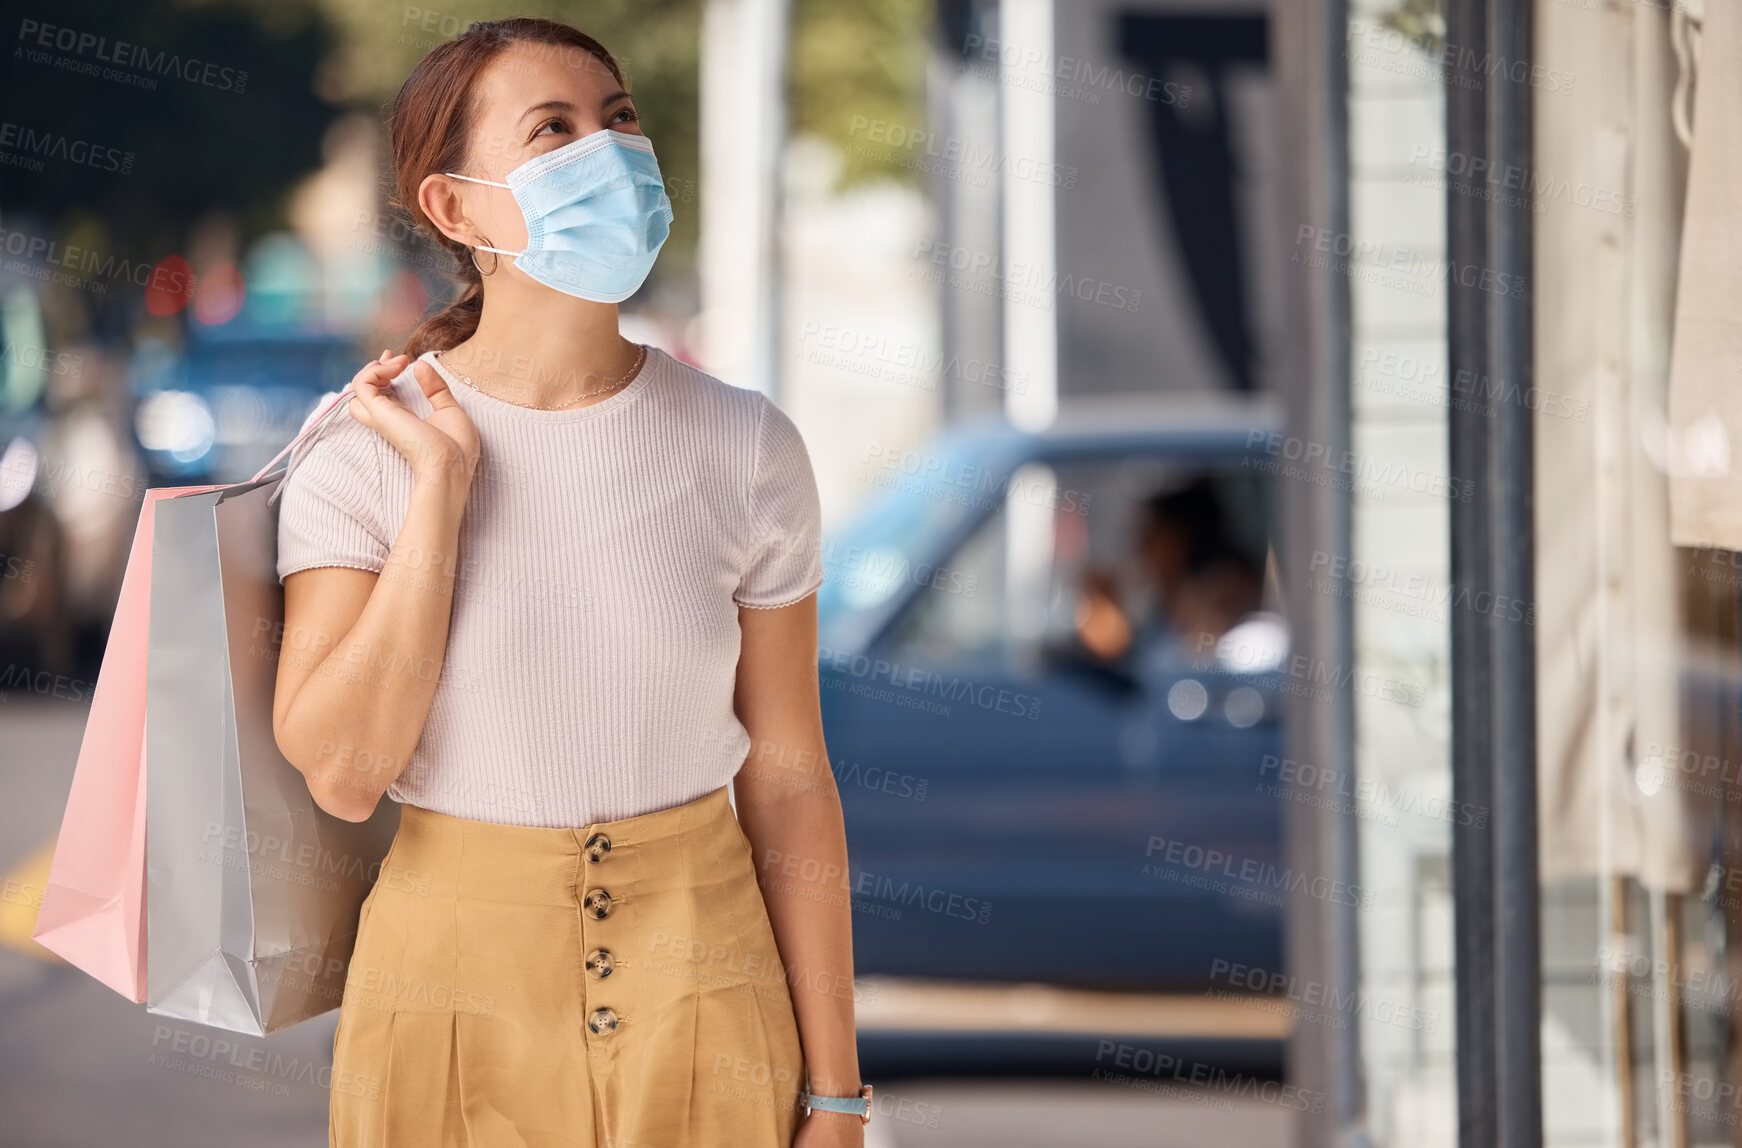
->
[391,18,625,358]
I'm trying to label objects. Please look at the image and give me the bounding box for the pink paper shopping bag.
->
[29,381,355,1001]
[31,485,219,1000]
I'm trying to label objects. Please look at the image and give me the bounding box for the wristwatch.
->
[801,1083,873,1124]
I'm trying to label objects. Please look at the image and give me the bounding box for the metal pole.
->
[1447,0,1542,1143]
[1272,0,1362,1142]
[1444,0,1497,1143]
[1487,0,1542,1143]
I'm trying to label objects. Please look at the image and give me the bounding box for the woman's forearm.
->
[277,470,471,819]
[736,758,863,1101]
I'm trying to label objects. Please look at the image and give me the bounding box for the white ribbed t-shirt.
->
[274,346,825,829]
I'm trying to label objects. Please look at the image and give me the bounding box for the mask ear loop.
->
[443,171,526,264]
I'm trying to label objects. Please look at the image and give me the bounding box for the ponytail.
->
[405,266,483,359]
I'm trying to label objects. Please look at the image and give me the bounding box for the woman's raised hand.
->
[344,350,481,489]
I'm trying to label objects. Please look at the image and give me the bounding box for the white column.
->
[999,0,1058,430]
[698,0,789,396]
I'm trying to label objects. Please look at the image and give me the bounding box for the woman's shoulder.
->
[648,347,769,426]
[283,390,382,481]
[385,361,435,414]
[644,350,798,474]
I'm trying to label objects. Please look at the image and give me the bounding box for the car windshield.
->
[817,429,1024,647]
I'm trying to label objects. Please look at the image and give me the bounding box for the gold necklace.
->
[437,344,648,411]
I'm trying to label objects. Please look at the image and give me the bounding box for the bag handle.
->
[249,384,356,485]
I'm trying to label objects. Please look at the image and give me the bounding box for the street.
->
[0,697,1292,1147]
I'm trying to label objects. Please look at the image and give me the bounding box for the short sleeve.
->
[734,396,825,609]
[275,399,391,583]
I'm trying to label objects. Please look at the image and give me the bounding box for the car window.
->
[877,480,1011,665]
[879,456,1275,674]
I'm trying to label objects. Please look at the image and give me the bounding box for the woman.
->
[270,18,867,1147]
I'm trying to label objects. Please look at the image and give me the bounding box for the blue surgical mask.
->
[446,127,674,303]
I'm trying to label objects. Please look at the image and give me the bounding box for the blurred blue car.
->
[128,326,366,484]
[816,395,1287,991]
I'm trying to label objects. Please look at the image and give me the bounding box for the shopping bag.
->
[30,484,219,1000]
[143,393,401,1036]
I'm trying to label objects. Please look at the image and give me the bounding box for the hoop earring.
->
[471,242,500,276]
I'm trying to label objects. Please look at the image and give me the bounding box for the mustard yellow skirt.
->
[329,786,807,1147]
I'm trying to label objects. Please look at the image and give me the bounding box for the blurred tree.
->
[789,0,930,191]
[315,0,932,270]
[1380,0,1445,55]
[0,0,343,265]
[0,0,929,308]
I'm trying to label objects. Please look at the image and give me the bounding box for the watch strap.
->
[802,1083,873,1123]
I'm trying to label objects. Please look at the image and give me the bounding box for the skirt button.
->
[583,889,614,919]
[585,833,612,863]
[588,1007,619,1035]
[585,948,615,978]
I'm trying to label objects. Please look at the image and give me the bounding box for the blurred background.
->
[7,0,1740,1145]
[0,0,1305,1141]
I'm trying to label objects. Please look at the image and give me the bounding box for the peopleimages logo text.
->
[1245,429,1476,504]
[0,227,197,294]
[817,644,1043,720]
[16,19,250,92]
[1143,835,1375,910]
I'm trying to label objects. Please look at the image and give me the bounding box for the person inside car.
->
[1074,476,1265,666]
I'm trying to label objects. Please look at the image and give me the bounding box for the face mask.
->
[446,127,674,303]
